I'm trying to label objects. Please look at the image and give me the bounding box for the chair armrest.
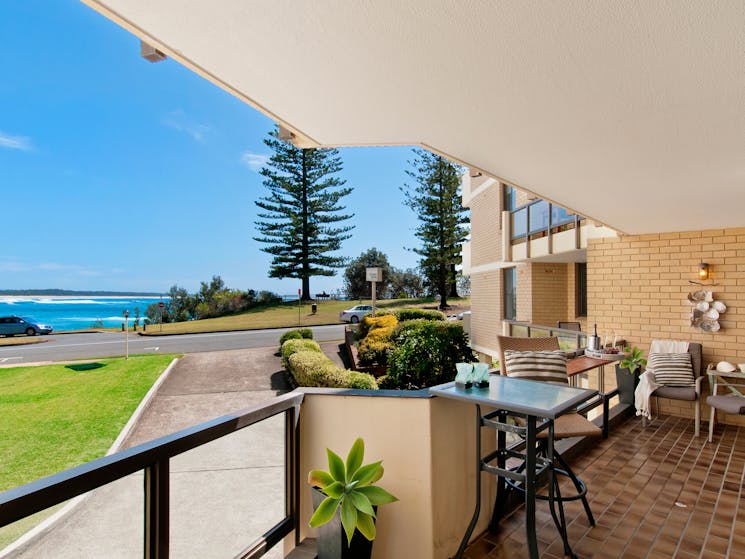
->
[695,375,705,396]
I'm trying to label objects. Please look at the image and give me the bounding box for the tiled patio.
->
[464,415,745,558]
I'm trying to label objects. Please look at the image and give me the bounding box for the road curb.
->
[136,322,342,337]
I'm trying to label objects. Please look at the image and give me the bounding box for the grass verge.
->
[0,354,176,549]
[139,297,470,336]
[0,337,48,347]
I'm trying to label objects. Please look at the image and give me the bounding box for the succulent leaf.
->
[307,469,334,488]
[345,438,365,480]
[357,485,399,505]
[309,496,341,528]
[348,491,375,516]
[322,481,345,499]
[356,512,376,541]
[327,448,346,482]
[340,497,358,546]
[352,460,383,486]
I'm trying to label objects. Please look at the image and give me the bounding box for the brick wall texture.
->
[587,228,745,425]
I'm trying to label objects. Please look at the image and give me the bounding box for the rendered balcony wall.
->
[288,390,497,558]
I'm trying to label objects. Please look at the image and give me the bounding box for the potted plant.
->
[615,346,647,406]
[308,438,398,559]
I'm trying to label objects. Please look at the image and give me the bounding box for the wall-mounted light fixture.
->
[698,262,710,281]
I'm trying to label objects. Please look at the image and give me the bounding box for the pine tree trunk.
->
[449,263,458,298]
[302,276,311,301]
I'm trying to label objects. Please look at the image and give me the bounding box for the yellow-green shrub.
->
[281,338,322,367]
[287,351,378,389]
[358,314,398,339]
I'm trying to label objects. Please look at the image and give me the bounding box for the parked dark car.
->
[0,316,53,336]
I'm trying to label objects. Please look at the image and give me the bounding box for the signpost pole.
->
[372,281,377,316]
[123,309,130,360]
[298,288,302,327]
[366,267,382,316]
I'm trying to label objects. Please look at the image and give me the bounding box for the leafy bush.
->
[287,351,378,389]
[393,308,445,322]
[347,372,380,390]
[386,321,475,389]
[279,330,303,346]
[357,340,393,366]
[281,338,322,366]
[279,328,314,348]
[357,314,398,339]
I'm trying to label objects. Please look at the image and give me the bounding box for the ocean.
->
[0,296,166,331]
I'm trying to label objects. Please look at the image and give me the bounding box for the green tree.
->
[401,149,469,309]
[343,248,392,299]
[255,129,354,300]
[388,267,425,298]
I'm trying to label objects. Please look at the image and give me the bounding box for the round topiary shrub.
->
[393,308,446,322]
[279,330,303,347]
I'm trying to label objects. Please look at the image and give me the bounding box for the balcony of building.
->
[1,374,741,559]
[503,200,616,265]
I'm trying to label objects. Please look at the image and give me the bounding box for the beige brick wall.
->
[530,263,568,326]
[469,184,502,267]
[470,270,502,355]
[516,263,531,322]
[587,227,745,425]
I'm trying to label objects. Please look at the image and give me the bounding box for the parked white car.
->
[339,305,373,323]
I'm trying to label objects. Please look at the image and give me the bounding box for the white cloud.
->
[0,131,32,151]
[241,151,268,172]
[0,260,99,276]
[161,110,211,143]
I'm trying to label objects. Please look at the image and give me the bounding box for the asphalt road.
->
[0,324,346,364]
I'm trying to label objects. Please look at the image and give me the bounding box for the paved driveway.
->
[7,348,289,559]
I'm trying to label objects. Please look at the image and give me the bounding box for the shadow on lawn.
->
[65,362,107,372]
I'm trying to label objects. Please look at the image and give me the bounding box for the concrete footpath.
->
[8,347,291,559]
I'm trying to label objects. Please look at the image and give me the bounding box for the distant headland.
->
[0,289,163,297]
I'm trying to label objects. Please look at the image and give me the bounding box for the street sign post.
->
[366,267,382,316]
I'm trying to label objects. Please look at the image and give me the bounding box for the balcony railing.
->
[0,391,303,559]
[510,199,583,241]
[504,320,587,351]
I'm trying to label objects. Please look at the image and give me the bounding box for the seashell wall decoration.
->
[688,290,726,331]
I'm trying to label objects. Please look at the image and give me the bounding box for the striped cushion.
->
[648,352,694,387]
[503,350,568,384]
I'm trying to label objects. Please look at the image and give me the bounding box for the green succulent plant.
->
[620,346,647,375]
[308,438,398,546]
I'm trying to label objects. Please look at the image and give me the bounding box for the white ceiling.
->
[82,1,745,235]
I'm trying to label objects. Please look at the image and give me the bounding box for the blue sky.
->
[0,2,424,296]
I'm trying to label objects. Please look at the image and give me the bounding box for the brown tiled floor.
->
[464,415,745,559]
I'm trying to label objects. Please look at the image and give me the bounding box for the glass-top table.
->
[430,375,598,559]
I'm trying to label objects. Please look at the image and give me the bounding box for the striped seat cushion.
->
[648,352,694,387]
[503,350,568,384]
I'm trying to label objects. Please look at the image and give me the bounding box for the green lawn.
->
[140,297,470,336]
[0,354,175,492]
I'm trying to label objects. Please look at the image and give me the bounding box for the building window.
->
[576,263,587,317]
[502,184,516,212]
[503,267,517,320]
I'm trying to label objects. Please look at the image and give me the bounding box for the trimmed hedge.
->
[386,320,475,389]
[283,342,378,390]
[281,338,322,367]
[393,308,445,322]
[279,328,314,348]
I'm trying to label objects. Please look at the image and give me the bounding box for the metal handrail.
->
[0,391,304,559]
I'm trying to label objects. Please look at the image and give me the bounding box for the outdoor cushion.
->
[652,386,697,401]
[503,350,568,384]
[648,352,695,387]
[707,395,745,415]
